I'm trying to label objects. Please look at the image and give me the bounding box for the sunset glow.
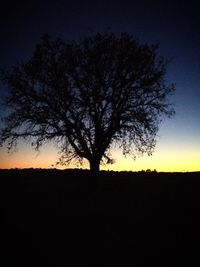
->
[1,138,200,172]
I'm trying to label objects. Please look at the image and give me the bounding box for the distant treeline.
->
[1,167,199,174]
[1,168,199,184]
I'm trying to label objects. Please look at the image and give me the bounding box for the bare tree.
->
[0,33,174,173]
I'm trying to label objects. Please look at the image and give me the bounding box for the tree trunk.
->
[89,158,100,173]
[88,158,101,191]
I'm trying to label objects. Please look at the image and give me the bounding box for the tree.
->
[0,33,174,173]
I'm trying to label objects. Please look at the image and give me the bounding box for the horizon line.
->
[0,167,200,174]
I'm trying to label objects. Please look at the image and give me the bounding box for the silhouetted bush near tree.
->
[0,32,174,172]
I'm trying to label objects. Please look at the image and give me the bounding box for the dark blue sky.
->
[0,0,199,170]
[0,1,199,63]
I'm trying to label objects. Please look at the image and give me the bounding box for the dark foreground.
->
[1,169,200,265]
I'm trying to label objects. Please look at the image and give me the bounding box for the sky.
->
[0,0,199,171]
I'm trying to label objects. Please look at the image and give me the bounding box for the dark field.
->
[1,169,200,265]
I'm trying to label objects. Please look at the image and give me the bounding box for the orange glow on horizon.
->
[0,144,200,172]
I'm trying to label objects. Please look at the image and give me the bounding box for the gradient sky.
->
[0,0,200,171]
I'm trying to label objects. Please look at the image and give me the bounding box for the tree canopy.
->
[0,32,175,172]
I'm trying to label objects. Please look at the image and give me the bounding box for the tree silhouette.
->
[0,33,174,173]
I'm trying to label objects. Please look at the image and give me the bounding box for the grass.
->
[1,169,200,265]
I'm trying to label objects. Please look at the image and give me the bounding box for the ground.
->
[1,169,200,265]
